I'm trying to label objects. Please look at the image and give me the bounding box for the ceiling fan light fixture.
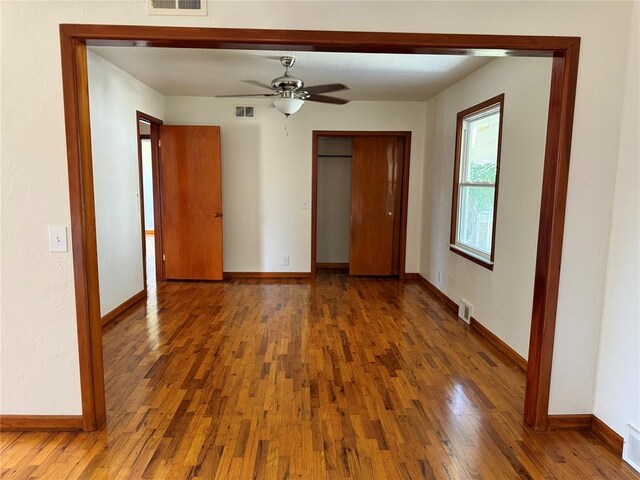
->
[272,97,304,117]
[217,56,350,111]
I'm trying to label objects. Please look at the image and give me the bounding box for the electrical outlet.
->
[48,226,68,252]
[282,255,290,266]
[437,270,442,283]
[302,200,310,209]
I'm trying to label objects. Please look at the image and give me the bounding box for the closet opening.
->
[311,131,411,278]
[315,136,352,273]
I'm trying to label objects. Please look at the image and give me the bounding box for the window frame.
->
[450,93,504,271]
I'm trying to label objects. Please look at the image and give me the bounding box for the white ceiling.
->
[89,47,493,102]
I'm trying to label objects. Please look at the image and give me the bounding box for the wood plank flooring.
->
[1,269,637,479]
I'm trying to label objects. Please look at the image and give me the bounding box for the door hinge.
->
[158,139,161,148]
[162,254,166,262]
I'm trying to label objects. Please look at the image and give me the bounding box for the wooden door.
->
[159,125,223,280]
[349,136,404,276]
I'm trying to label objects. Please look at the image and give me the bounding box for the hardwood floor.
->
[1,271,637,479]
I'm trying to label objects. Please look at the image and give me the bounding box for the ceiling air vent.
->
[148,0,207,16]
[234,106,256,119]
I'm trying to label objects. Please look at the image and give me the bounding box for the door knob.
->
[213,212,223,217]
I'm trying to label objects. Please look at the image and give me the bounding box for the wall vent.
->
[458,299,472,324]
[623,424,640,473]
[234,105,256,119]
[148,0,207,16]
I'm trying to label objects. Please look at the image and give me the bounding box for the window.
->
[450,94,504,270]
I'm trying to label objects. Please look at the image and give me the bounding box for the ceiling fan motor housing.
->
[271,74,304,91]
[271,56,307,97]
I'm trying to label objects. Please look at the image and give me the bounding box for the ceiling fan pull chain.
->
[284,116,289,137]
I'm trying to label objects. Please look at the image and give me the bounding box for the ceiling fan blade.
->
[243,80,275,90]
[215,93,280,98]
[304,83,349,95]
[307,94,350,105]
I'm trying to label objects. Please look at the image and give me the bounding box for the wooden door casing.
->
[159,125,223,281]
[60,25,579,432]
[349,136,404,276]
[136,111,164,284]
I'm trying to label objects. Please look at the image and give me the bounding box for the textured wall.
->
[593,1,640,437]
[420,56,552,360]
[0,1,635,416]
[317,155,352,264]
[87,51,164,316]
[164,97,426,273]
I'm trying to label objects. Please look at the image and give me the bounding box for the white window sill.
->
[449,244,494,268]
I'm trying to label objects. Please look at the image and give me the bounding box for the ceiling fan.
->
[216,56,350,117]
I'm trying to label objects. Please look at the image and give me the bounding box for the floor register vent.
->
[624,424,640,473]
[458,299,472,324]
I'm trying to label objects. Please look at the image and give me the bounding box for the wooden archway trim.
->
[59,24,580,431]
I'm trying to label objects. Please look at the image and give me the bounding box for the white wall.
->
[317,156,352,263]
[87,51,164,316]
[593,2,640,438]
[420,57,552,359]
[141,140,155,231]
[317,136,352,264]
[0,0,635,417]
[164,97,426,273]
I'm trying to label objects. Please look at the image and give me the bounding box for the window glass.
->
[457,185,495,255]
[462,110,500,184]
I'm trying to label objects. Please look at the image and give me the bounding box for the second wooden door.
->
[349,136,404,276]
[159,125,223,280]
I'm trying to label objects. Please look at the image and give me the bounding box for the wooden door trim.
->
[524,45,580,429]
[60,31,105,432]
[0,415,84,432]
[312,132,411,279]
[136,111,165,283]
[398,133,411,280]
[59,24,579,432]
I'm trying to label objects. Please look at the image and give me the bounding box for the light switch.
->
[49,226,68,252]
[302,200,310,209]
